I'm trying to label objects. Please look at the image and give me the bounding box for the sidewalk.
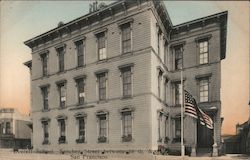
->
[0,149,249,160]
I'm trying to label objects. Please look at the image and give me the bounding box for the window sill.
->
[41,75,50,79]
[97,100,108,104]
[96,59,108,64]
[58,106,67,110]
[120,52,133,57]
[42,109,50,112]
[42,141,50,145]
[57,71,67,75]
[121,96,132,100]
[76,139,85,144]
[196,63,210,68]
[75,65,86,70]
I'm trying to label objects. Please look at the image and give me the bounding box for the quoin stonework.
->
[24,0,227,156]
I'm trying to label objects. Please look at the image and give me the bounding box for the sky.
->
[0,1,249,135]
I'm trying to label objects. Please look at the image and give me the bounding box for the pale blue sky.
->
[0,1,249,134]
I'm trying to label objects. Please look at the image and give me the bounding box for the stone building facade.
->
[24,0,227,156]
[0,108,32,148]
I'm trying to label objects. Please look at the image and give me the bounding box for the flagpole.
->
[181,67,185,157]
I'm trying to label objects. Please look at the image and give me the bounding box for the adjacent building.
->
[24,0,227,156]
[0,108,32,149]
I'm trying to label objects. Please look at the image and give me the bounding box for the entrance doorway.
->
[197,122,213,148]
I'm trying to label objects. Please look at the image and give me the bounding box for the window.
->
[199,79,209,102]
[174,46,183,70]
[121,67,132,97]
[58,119,66,143]
[5,122,11,134]
[174,83,181,105]
[122,112,132,142]
[164,78,169,103]
[77,118,85,143]
[121,23,131,54]
[0,123,2,134]
[158,70,163,98]
[98,115,107,143]
[75,40,84,67]
[175,118,181,139]
[58,83,66,108]
[41,53,48,76]
[76,78,85,105]
[97,32,106,60]
[199,40,208,64]
[41,87,49,110]
[42,121,49,144]
[97,73,106,101]
[158,113,162,142]
[157,31,161,55]
[57,47,65,72]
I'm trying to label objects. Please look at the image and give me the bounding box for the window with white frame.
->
[199,40,209,64]
[97,32,106,60]
[199,78,209,102]
[75,40,85,67]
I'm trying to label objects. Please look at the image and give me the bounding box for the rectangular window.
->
[199,41,208,64]
[76,78,85,105]
[41,54,48,76]
[43,121,49,144]
[75,40,84,67]
[98,73,106,101]
[0,123,2,134]
[174,46,183,70]
[57,47,64,72]
[99,116,107,137]
[175,118,181,138]
[158,32,161,55]
[121,67,132,97]
[174,83,181,105]
[122,112,132,142]
[58,83,66,108]
[58,119,66,143]
[78,118,85,140]
[5,122,11,134]
[97,32,106,60]
[41,87,48,110]
[199,79,209,102]
[121,23,131,54]
[158,70,163,98]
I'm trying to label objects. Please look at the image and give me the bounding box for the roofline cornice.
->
[24,0,125,48]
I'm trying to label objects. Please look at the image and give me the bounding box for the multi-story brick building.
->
[0,108,32,149]
[24,0,227,156]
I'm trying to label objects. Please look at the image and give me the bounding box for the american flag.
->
[184,90,213,129]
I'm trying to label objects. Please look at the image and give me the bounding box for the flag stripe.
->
[184,90,213,129]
